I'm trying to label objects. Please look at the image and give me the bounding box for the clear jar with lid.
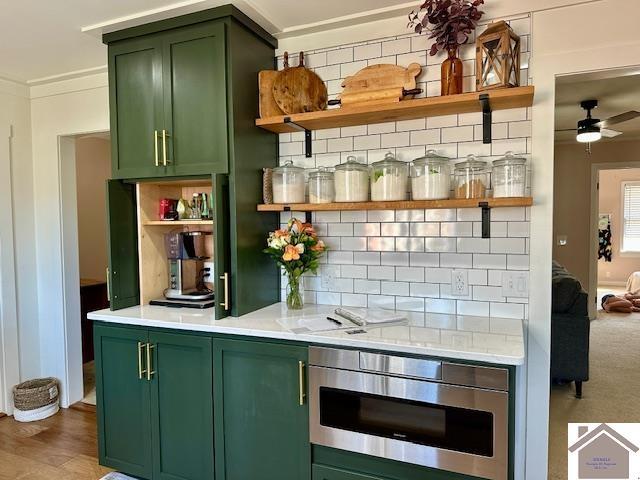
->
[308,168,335,204]
[334,156,369,202]
[272,161,306,204]
[410,150,451,200]
[492,151,527,198]
[370,152,409,201]
[454,155,489,199]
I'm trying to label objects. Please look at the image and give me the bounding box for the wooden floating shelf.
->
[255,86,534,134]
[257,197,533,212]
[144,220,212,226]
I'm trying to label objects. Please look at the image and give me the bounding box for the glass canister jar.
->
[272,161,306,204]
[370,152,409,201]
[334,156,369,202]
[492,151,527,197]
[410,150,451,200]
[454,155,489,199]
[308,168,335,204]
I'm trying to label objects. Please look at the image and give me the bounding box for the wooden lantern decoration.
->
[476,20,520,91]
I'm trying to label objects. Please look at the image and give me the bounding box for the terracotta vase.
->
[441,48,463,96]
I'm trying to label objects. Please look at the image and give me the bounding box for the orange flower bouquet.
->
[264,218,327,309]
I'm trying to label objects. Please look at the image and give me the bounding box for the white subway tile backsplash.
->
[381,252,410,266]
[354,252,380,265]
[395,237,425,252]
[368,237,396,251]
[441,253,473,268]
[457,300,490,316]
[354,43,382,60]
[275,26,531,313]
[381,281,410,296]
[410,253,440,267]
[341,265,368,279]
[368,266,396,281]
[354,279,381,294]
[382,38,411,56]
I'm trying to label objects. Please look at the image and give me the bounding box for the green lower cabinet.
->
[95,323,214,480]
[149,332,214,480]
[213,338,310,480]
[313,465,389,480]
[95,324,153,479]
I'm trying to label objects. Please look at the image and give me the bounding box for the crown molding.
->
[29,72,108,99]
[0,77,29,99]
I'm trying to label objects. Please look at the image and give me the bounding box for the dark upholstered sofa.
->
[551,261,590,398]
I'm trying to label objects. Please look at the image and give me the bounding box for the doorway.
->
[58,132,111,406]
[549,68,640,479]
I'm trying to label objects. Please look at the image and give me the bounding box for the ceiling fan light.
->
[577,130,602,143]
[576,117,601,143]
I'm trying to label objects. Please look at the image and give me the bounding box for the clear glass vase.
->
[286,273,304,310]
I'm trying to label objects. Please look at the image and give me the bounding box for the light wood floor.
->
[0,403,111,480]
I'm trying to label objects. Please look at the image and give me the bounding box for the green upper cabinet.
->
[109,36,164,179]
[108,20,228,179]
[162,22,228,175]
[214,338,310,480]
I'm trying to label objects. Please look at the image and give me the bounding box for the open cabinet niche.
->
[136,179,214,305]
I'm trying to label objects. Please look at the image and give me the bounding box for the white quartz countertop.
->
[88,302,525,365]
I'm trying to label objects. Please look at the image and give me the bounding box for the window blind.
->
[622,182,640,251]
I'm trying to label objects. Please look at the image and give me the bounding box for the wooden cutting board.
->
[258,70,284,118]
[272,52,328,114]
[338,63,422,107]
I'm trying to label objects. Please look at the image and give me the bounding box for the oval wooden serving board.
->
[272,52,328,114]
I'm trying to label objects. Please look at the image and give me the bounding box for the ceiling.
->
[555,72,640,144]
[0,0,412,83]
[0,0,598,84]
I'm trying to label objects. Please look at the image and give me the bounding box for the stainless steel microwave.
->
[308,347,510,480]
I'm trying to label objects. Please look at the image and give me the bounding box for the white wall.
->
[75,136,111,281]
[30,72,109,406]
[0,78,36,410]
[530,0,640,477]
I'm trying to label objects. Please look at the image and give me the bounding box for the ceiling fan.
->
[556,99,640,144]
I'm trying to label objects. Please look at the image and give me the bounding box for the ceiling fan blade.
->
[596,111,640,128]
[601,128,623,138]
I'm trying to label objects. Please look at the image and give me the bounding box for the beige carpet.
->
[548,307,640,479]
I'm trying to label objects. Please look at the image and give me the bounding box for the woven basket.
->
[13,378,59,411]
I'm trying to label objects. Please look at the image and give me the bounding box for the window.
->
[621,182,640,252]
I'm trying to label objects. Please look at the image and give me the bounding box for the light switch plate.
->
[451,270,469,296]
[501,271,529,298]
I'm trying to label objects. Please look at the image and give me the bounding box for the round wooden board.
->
[272,66,328,114]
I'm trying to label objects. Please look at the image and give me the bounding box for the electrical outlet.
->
[501,271,528,298]
[321,265,340,291]
[451,270,469,296]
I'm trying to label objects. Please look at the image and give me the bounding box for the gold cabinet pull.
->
[219,272,230,311]
[161,129,170,166]
[106,267,111,302]
[146,344,155,381]
[298,361,306,406]
[154,130,159,167]
[137,341,147,380]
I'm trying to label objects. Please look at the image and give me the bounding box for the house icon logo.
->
[568,423,640,479]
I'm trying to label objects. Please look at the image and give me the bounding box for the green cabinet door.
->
[109,36,165,179]
[149,331,214,480]
[95,324,153,479]
[214,339,310,480]
[313,465,388,480]
[212,174,231,319]
[162,22,228,175]
[106,180,139,310]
